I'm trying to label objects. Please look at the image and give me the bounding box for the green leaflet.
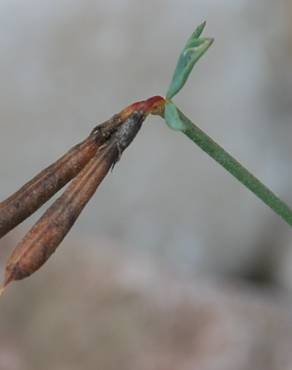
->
[166,22,213,100]
[164,101,185,131]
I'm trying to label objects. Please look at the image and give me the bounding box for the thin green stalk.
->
[177,108,292,226]
[163,21,291,226]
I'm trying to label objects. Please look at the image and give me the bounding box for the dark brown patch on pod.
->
[0,114,123,239]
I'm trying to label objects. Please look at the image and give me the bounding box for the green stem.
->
[177,109,292,226]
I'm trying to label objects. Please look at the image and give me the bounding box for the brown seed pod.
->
[3,145,117,286]
[0,114,123,239]
[2,110,145,291]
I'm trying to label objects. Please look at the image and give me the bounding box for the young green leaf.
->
[166,22,213,100]
[164,101,185,131]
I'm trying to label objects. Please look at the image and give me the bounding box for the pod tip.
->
[121,96,165,119]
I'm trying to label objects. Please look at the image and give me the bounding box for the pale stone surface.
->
[0,238,292,370]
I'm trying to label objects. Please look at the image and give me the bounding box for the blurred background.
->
[0,1,292,369]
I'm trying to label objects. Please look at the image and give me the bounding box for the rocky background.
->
[0,1,292,369]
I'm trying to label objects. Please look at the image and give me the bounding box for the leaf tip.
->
[199,20,207,31]
[192,21,207,39]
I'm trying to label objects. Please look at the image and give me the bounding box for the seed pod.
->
[0,114,123,239]
[0,96,165,240]
[2,110,145,290]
